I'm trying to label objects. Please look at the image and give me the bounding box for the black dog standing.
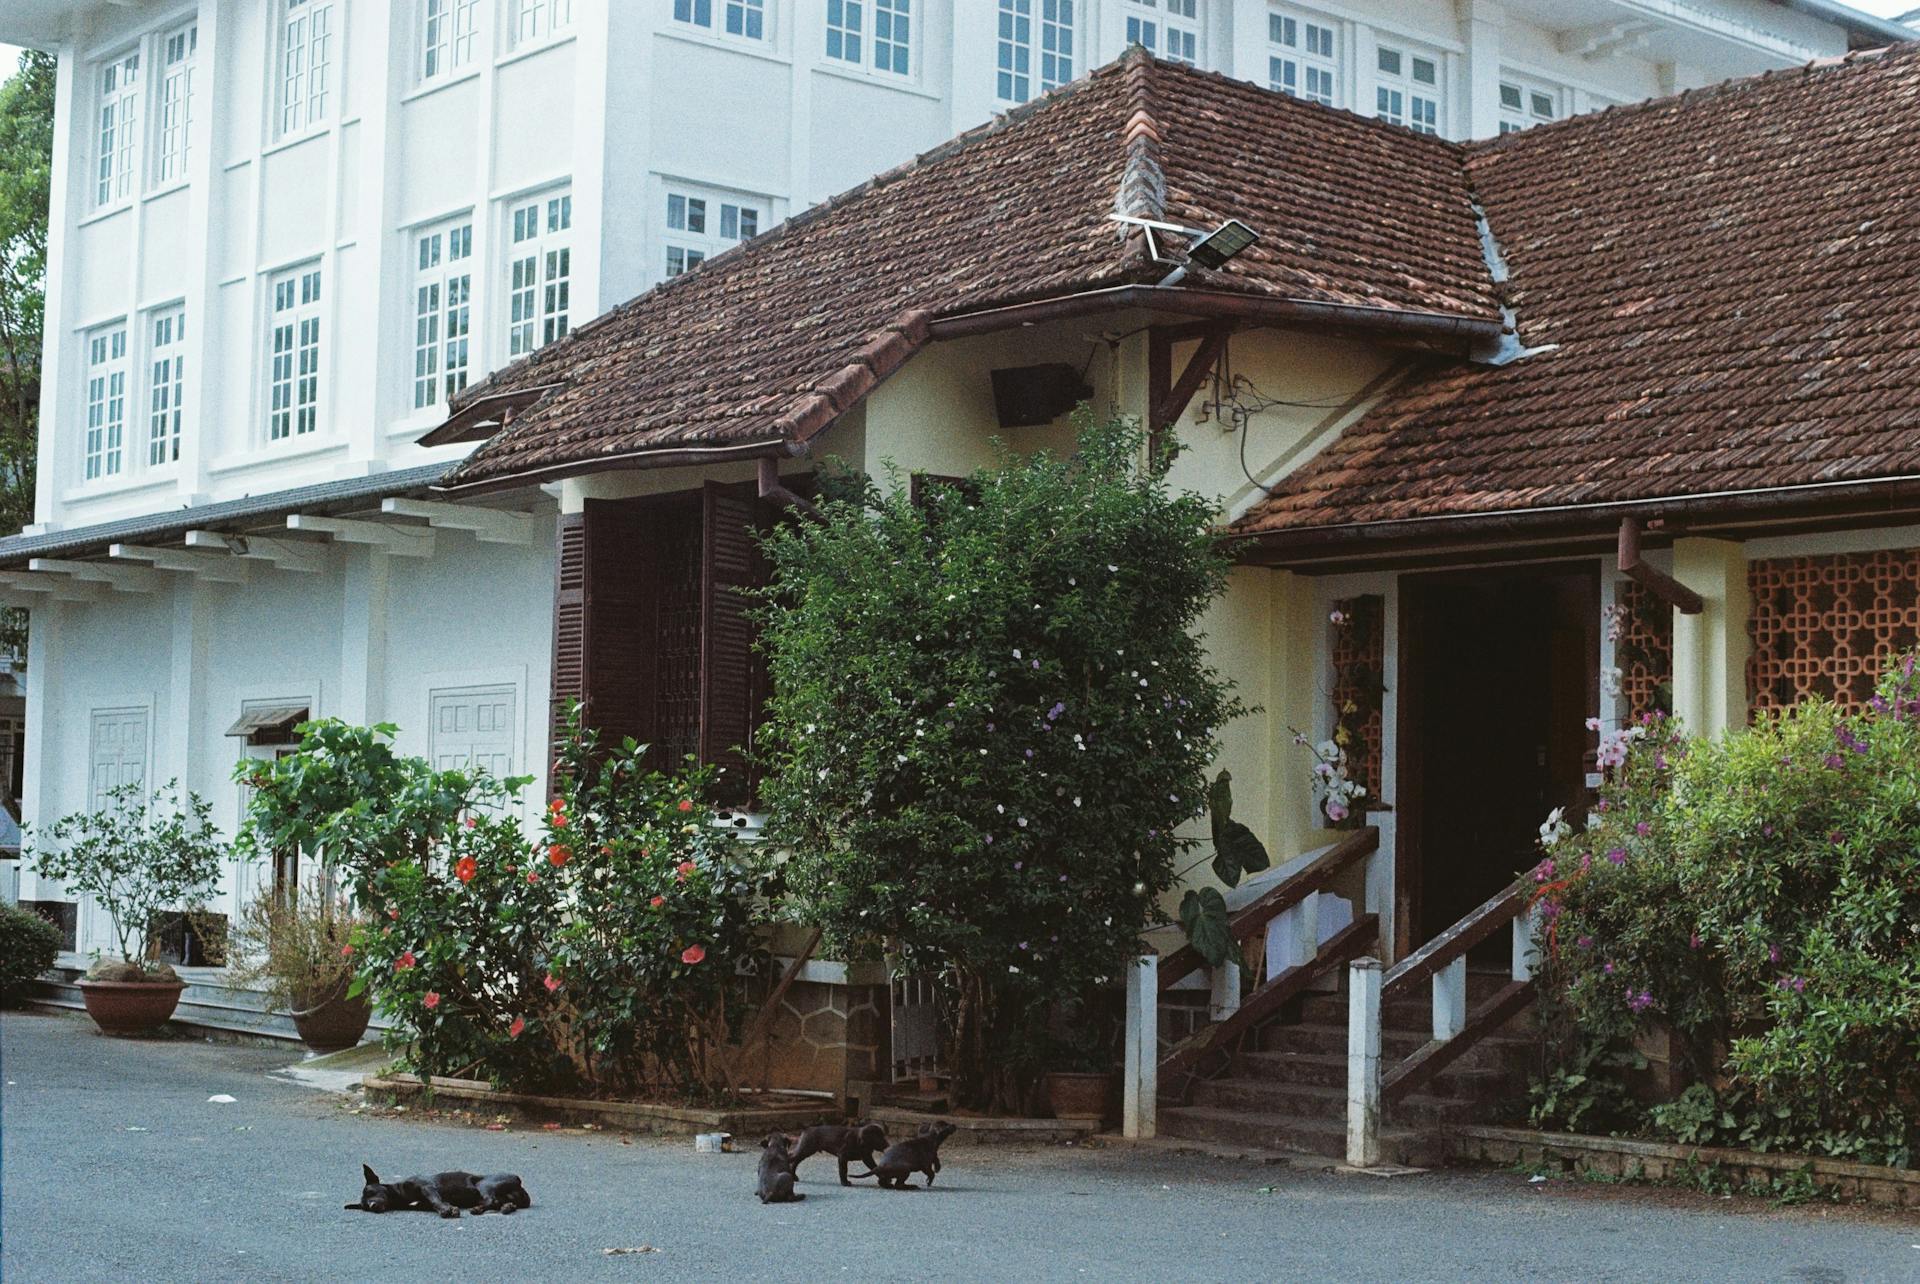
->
[785,1121,889,1186]
[756,1133,806,1203]
[867,1121,956,1190]
[346,1165,533,1218]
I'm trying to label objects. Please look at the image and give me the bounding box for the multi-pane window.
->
[673,0,765,39]
[423,0,481,79]
[1375,44,1442,136]
[508,194,572,356]
[1125,0,1198,65]
[148,308,185,467]
[413,222,474,410]
[997,0,1074,104]
[280,0,335,136]
[825,1,864,64]
[826,0,910,74]
[83,325,129,482]
[664,188,761,279]
[154,26,196,185]
[268,267,323,442]
[511,0,572,46]
[96,51,140,207]
[1269,11,1337,106]
[1498,77,1560,134]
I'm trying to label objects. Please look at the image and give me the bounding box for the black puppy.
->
[867,1121,957,1190]
[345,1164,532,1218]
[785,1121,889,1186]
[756,1132,805,1204]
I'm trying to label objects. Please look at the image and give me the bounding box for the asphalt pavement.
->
[3,1009,1917,1283]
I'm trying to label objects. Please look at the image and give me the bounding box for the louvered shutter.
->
[549,511,588,772]
[582,497,659,754]
[699,480,763,803]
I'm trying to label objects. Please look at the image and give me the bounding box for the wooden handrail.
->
[1382,979,1534,1105]
[1160,914,1379,1099]
[1156,825,1379,992]
[1381,878,1526,1002]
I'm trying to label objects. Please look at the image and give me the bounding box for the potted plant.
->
[227,874,370,1052]
[25,780,225,1035]
[1041,1005,1122,1121]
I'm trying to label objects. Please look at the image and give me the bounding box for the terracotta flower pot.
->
[77,978,187,1036]
[289,988,372,1053]
[1045,1070,1114,1121]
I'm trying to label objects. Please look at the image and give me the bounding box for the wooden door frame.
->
[1392,559,1600,960]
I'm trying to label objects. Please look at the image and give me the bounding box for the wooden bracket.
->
[1617,517,1703,615]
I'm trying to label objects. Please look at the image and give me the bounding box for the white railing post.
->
[1209,959,1241,1022]
[1432,955,1467,1041]
[1346,956,1383,1167]
[1512,899,1542,982]
[1124,953,1158,1139]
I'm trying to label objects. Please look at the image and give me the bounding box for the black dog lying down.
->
[864,1121,957,1190]
[346,1164,532,1217]
[757,1133,805,1203]
[785,1121,890,1186]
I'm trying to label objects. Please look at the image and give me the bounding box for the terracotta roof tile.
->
[1237,44,1920,537]
[441,52,1497,489]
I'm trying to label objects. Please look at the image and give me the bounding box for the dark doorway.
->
[1397,563,1598,956]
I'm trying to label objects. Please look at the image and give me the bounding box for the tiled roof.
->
[439,52,1498,489]
[1237,44,1920,538]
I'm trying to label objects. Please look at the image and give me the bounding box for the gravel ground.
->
[3,1010,1917,1283]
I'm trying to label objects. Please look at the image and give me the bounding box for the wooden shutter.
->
[699,480,763,802]
[582,497,660,754]
[549,512,588,764]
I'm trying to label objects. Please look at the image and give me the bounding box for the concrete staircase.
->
[1158,969,1533,1165]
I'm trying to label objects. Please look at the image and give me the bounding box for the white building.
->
[1,0,1908,959]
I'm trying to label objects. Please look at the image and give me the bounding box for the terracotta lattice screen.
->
[1330,595,1385,796]
[1614,580,1674,719]
[1747,550,1920,713]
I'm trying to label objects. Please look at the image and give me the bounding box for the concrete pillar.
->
[17,603,61,905]
[339,548,390,727]
[1670,538,1750,737]
[1346,957,1383,1167]
[1123,954,1159,1139]
[1457,0,1505,141]
[1512,900,1542,983]
[1267,570,1320,860]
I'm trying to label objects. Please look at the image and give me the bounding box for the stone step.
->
[1258,1021,1532,1068]
[1155,1105,1445,1167]
[1232,1048,1513,1101]
[1297,991,1534,1030]
[1185,1077,1489,1127]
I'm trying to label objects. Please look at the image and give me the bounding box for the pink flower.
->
[675,860,696,881]
[681,944,707,965]
[527,869,540,884]
[423,991,440,1010]
[677,799,694,813]
[1689,933,1703,950]
[339,944,354,958]
[650,895,665,908]
[1768,943,1782,964]
[509,1017,525,1038]
[544,973,561,993]
[1605,848,1626,866]
[395,951,416,971]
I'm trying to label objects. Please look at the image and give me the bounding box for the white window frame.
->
[507,191,572,358]
[510,0,573,46]
[663,183,764,280]
[147,306,186,469]
[267,265,324,443]
[1375,40,1443,136]
[83,323,129,482]
[997,0,1074,105]
[278,0,336,139]
[1498,72,1562,134]
[672,0,766,41]
[154,24,197,187]
[825,0,912,77]
[1126,0,1199,66]
[412,218,474,412]
[422,0,481,81]
[95,49,141,208]
[1269,8,1338,107]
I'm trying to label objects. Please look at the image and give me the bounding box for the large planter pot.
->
[77,979,187,1036]
[1045,1070,1115,1121]
[289,988,372,1053]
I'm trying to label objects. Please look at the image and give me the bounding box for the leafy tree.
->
[756,414,1245,1113]
[0,51,55,660]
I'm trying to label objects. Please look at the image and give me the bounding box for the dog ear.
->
[362,1164,380,1186]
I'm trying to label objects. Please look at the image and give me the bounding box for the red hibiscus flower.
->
[548,844,571,868]
[463,815,477,829]
[455,855,478,883]
[395,951,416,970]
[527,869,540,884]
[675,861,696,882]
[339,944,354,958]
[650,895,665,908]
[544,973,561,993]
[387,908,399,920]
[509,1017,525,1038]
[677,799,694,813]
[423,991,440,1010]
[681,944,707,965]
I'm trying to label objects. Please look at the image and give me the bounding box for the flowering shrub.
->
[240,716,772,1100]
[757,415,1243,1113]
[1531,655,1920,1164]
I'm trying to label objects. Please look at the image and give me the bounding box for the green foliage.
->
[1178,886,1233,969]
[1532,654,1920,1165]
[756,414,1244,1111]
[0,51,55,660]
[1207,770,1270,887]
[0,902,59,999]
[25,780,225,967]
[239,714,773,1100]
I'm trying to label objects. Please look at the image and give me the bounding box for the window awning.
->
[224,705,310,744]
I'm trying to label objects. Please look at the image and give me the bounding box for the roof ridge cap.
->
[1114,46,1168,269]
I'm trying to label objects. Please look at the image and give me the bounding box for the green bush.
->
[756,414,1244,1113]
[1533,654,1920,1165]
[0,902,60,1000]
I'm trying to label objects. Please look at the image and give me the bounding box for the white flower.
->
[1538,807,1571,849]
[1601,666,1624,697]
[1012,648,1022,659]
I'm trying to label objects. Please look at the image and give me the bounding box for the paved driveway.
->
[2,1010,1916,1283]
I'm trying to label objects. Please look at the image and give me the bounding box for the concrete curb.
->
[365,1073,839,1136]
[1451,1125,1920,1209]
[867,1105,1102,1146]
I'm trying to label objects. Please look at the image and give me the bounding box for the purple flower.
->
[1605,848,1627,866]
[1689,932,1702,950]
[985,835,994,845]
[1013,861,1022,870]
[1830,831,1844,845]
[1824,753,1846,770]
[1031,660,1041,670]
[1059,874,1068,883]
[1635,821,1651,837]
[986,722,995,732]
[1576,935,1594,950]
[1768,943,1781,964]
[1603,961,1615,975]
[1534,858,1556,884]
[1762,824,1774,837]
[1627,990,1654,1014]
[1047,702,1066,721]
